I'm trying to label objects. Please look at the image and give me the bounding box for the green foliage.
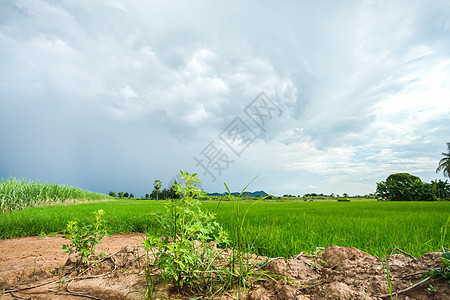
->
[62,209,111,265]
[118,191,124,199]
[431,180,450,200]
[146,171,228,293]
[150,186,179,200]
[109,191,116,197]
[377,174,450,201]
[386,173,421,184]
[153,179,162,201]
[425,252,450,280]
[224,179,268,296]
[134,236,157,299]
[436,142,450,178]
[376,173,442,201]
[0,178,110,212]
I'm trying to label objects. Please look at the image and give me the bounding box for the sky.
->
[1,0,450,197]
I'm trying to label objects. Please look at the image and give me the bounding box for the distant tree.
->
[123,192,129,198]
[431,179,450,200]
[376,173,435,201]
[118,191,124,199]
[330,193,335,198]
[145,193,149,199]
[386,173,421,184]
[436,142,450,178]
[154,179,162,200]
[109,191,116,197]
[129,193,134,198]
[167,186,180,199]
[343,193,349,198]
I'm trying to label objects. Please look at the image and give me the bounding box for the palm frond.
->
[436,143,450,177]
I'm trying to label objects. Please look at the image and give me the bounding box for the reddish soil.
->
[0,234,448,299]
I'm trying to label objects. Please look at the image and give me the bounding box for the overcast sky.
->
[1,0,450,196]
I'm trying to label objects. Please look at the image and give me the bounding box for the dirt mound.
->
[250,245,449,300]
[1,235,448,299]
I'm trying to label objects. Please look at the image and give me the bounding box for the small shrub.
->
[62,209,111,265]
[425,252,450,280]
[337,198,350,202]
[146,171,228,294]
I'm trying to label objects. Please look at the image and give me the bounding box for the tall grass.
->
[0,177,110,212]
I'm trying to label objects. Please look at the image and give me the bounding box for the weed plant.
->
[224,179,268,297]
[62,209,111,265]
[424,252,450,280]
[145,171,229,295]
[0,177,109,212]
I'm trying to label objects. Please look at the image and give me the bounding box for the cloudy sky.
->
[1,0,449,196]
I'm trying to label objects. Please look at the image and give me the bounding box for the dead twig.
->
[293,252,303,260]
[266,257,284,264]
[10,291,32,300]
[60,290,103,300]
[402,269,439,278]
[378,276,432,298]
[4,279,59,294]
[389,247,415,259]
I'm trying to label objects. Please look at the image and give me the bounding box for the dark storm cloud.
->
[1,0,449,196]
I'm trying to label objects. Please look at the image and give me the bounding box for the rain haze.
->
[1,0,450,197]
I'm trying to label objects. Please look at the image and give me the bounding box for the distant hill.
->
[207,190,268,197]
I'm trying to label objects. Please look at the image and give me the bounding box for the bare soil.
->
[0,234,448,299]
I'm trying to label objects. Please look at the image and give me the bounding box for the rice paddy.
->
[1,198,448,258]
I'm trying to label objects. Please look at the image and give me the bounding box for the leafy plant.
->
[425,252,450,280]
[62,209,111,265]
[146,171,229,294]
[129,237,157,300]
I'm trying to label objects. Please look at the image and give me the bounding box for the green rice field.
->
[1,198,448,258]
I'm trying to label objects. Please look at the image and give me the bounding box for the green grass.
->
[0,178,111,212]
[216,201,449,258]
[0,199,448,258]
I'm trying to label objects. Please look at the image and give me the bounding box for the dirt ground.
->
[0,234,448,299]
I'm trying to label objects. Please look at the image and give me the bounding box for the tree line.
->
[108,179,180,200]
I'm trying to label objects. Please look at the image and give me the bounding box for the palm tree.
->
[153,179,162,200]
[436,142,450,178]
